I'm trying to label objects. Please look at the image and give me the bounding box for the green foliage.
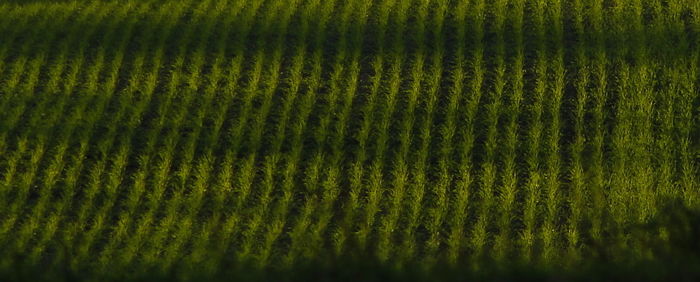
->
[0,0,699,280]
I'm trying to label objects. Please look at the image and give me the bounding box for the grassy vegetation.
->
[0,0,699,280]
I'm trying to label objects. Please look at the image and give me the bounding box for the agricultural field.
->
[0,0,699,280]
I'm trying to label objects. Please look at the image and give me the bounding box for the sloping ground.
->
[0,0,698,280]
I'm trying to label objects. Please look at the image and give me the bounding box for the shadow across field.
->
[0,1,698,65]
[1,200,700,282]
